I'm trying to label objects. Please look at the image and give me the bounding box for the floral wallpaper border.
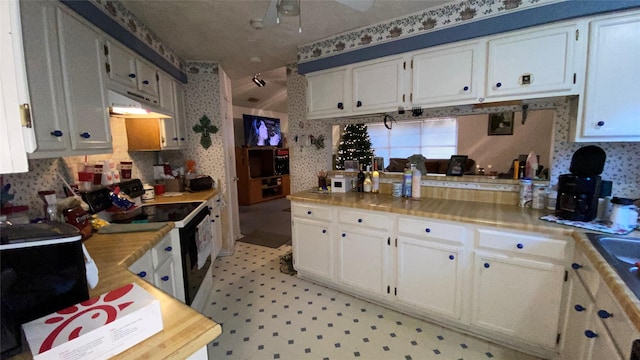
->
[91,0,186,72]
[298,0,561,62]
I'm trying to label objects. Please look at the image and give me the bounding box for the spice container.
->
[532,183,547,209]
[519,179,532,207]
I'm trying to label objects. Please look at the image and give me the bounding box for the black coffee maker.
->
[556,145,606,222]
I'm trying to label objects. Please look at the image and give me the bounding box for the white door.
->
[154,258,177,298]
[57,8,111,151]
[352,56,404,113]
[105,40,137,89]
[292,220,333,280]
[157,71,175,115]
[160,117,180,150]
[19,0,68,154]
[561,273,593,360]
[337,227,388,296]
[584,315,623,360]
[307,67,349,118]
[471,251,565,348]
[173,81,187,148]
[135,59,159,99]
[0,0,29,174]
[486,23,578,98]
[396,236,463,319]
[580,12,640,139]
[412,41,482,107]
[219,67,241,249]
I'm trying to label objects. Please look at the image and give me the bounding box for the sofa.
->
[385,157,476,175]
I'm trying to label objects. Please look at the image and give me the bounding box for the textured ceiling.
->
[120,0,449,113]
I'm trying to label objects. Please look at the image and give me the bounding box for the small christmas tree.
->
[336,124,373,170]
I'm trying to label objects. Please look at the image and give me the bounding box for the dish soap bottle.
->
[357,164,365,192]
[372,162,380,193]
[363,166,372,193]
[402,165,412,198]
[411,163,421,200]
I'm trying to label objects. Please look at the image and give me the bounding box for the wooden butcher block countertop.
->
[288,190,640,332]
[11,188,222,360]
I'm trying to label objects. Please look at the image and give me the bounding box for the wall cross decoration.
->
[193,115,219,149]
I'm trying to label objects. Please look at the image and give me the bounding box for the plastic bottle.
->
[357,165,365,192]
[411,163,421,200]
[363,166,372,193]
[402,165,412,198]
[371,162,380,193]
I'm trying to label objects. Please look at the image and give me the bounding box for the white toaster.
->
[330,176,353,193]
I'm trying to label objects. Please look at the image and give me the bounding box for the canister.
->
[141,184,155,202]
[519,179,532,207]
[532,184,547,209]
[392,182,402,197]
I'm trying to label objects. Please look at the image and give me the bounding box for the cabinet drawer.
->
[572,248,600,298]
[152,234,174,269]
[476,228,567,261]
[292,203,332,221]
[338,209,388,230]
[398,216,465,243]
[595,279,638,360]
[129,251,154,284]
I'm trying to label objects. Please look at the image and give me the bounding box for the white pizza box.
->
[22,283,163,360]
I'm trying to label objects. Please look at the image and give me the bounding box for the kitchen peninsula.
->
[288,188,640,359]
[10,189,222,360]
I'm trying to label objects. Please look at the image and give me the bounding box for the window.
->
[368,117,458,160]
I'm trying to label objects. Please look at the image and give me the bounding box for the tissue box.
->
[163,178,184,193]
[22,283,163,360]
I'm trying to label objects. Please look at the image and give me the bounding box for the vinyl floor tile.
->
[204,242,543,360]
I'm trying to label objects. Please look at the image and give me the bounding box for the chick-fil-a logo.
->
[38,283,135,353]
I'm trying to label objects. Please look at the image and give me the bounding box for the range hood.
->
[108,90,170,118]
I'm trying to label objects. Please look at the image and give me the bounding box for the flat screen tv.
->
[243,114,282,147]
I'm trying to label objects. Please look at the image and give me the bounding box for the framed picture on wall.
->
[488,112,514,135]
[446,155,468,176]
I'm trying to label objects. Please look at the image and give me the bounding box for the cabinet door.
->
[486,23,578,99]
[172,81,187,147]
[352,56,404,113]
[412,41,482,107]
[157,71,175,115]
[578,12,640,140]
[396,236,463,319]
[135,59,159,99]
[292,219,333,280]
[1,0,29,173]
[105,40,137,89]
[561,272,593,360]
[471,251,565,348]
[337,227,388,296]
[307,67,349,119]
[154,257,177,298]
[19,0,70,154]
[57,8,111,151]
[583,314,624,360]
[129,251,154,285]
[160,117,180,150]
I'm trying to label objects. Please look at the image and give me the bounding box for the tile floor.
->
[203,241,543,360]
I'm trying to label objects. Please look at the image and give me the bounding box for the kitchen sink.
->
[585,233,640,299]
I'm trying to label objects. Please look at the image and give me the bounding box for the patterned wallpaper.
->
[298,0,559,63]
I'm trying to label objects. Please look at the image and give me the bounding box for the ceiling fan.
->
[250,0,375,32]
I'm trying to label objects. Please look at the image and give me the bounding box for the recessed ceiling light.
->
[250,57,262,64]
[249,19,264,30]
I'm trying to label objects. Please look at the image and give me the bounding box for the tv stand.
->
[235,147,290,205]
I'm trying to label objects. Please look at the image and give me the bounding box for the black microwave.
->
[1,222,89,359]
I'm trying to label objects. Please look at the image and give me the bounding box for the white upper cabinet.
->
[0,0,29,174]
[307,67,349,119]
[105,40,137,89]
[571,10,640,142]
[411,40,484,107]
[351,56,405,114]
[57,6,111,151]
[158,71,175,115]
[486,22,583,100]
[104,40,159,106]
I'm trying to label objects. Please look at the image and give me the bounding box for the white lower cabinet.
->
[337,225,389,296]
[291,201,575,357]
[396,236,463,319]
[129,251,154,285]
[293,220,333,280]
[562,247,638,360]
[153,255,177,297]
[207,195,223,260]
[129,233,180,299]
[471,251,565,348]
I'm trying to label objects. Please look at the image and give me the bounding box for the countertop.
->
[11,188,222,359]
[288,190,640,332]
